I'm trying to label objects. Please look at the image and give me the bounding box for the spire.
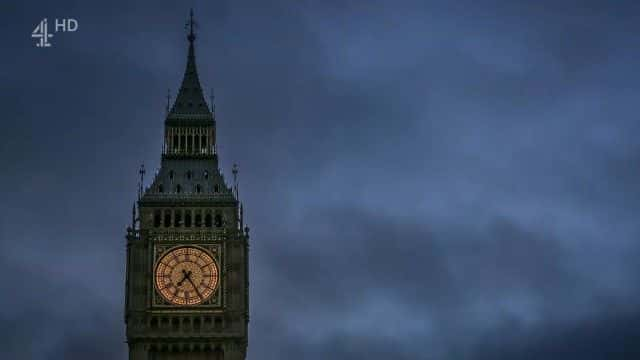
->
[167,9,212,118]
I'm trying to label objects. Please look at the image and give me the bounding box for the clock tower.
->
[125,11,249,360]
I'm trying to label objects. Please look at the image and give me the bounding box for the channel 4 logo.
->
[32,18,78,47]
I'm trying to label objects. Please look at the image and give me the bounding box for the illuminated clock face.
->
[154,246,219,306]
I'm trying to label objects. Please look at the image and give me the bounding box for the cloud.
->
[1,0,639,359]
[249,206,640,359]
[0,256,126,359]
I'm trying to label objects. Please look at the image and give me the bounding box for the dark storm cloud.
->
[0,256,123,359]
[1,0,639,359]
[472,309,640,360]
[250,206,640,359]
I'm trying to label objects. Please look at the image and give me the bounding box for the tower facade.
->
[125,12,249,360]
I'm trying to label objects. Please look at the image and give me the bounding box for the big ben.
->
[125,10,250,360]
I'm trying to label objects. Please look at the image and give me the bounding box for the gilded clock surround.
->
[154,245,220,306]
[152,242,224,308]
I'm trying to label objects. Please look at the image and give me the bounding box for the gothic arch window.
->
[164,211,171,227]
[195,184,201,194]
[172,135,178,151]
[194,135,200,150]
[214,184,219,193]
[214,213,222,228]
[153,210,161,228]
[205,213,212,228]
[195,211,202,227]
[158,184,164,193]
[174,210,182,227]
[176,184,182,193]
[187,135,193,152]
[201,135,207,152]
[186,170,192,180]
[185,210,192,227]
[180,135,186,151]
[169,170,174,180]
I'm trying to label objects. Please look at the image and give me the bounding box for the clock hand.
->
[186,276,203,299]
[176,270,193,287]
[176,269,191,287]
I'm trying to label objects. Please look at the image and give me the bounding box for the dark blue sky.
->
[1,0,639,359]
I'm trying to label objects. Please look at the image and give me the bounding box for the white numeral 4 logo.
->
[32,18,53,47]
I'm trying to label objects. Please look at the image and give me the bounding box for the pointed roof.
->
[167,10,213,122]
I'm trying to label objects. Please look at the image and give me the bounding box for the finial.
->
[166,88,171,114]
[132,202,137,230]
[210,88,216,115]
[240,202,244,230]
[232,163,239,199]
[138,163,146,200]
[186,8,196,43]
